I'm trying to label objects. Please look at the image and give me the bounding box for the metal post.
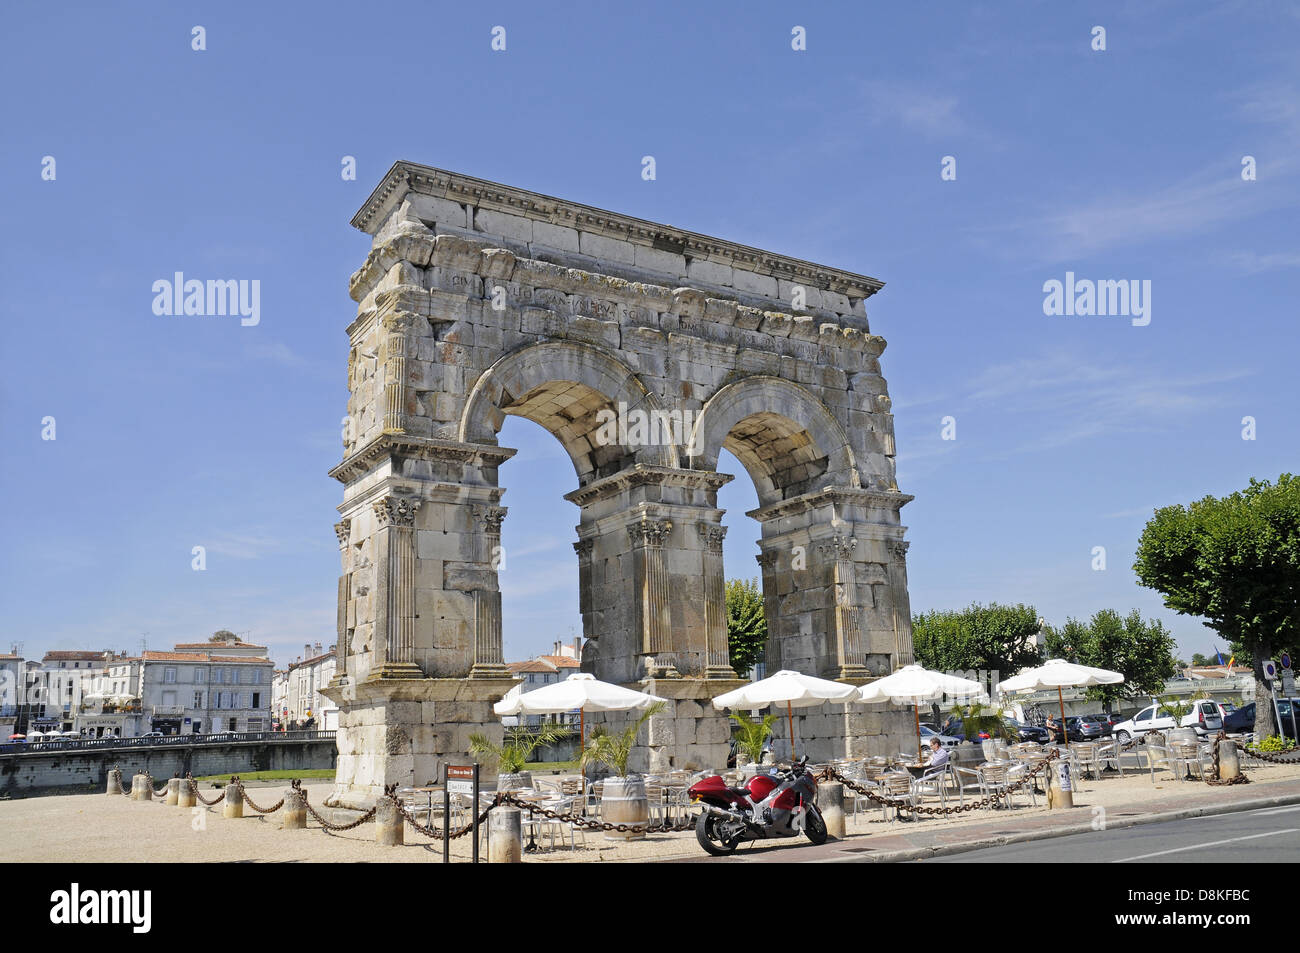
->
[443,763,450,865]
[472,763,481,864]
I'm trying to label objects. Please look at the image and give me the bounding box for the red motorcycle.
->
[687,756,827,856]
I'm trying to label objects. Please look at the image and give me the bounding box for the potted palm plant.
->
[580,701,665,841]
[468,722,572,792]
[730,709,778,768]
[948,701,1017,762]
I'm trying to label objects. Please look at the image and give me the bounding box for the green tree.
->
[726,578,767,678]
[210,630,237,642]
[1190,652,1211,666]
[911,603,1043,681]
[580,702,666,778]
[1134,474,1300,738]
[1043,609,1177,709]
[468,723,572,774]
[729,710,779,763]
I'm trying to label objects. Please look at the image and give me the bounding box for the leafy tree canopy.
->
[911,602,1043,681]
[1043,609,1178,709]
[210,630,238,642]
[1134,474,1300,738]
[726,578,767,678]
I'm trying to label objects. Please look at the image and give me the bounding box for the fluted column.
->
[371,496,423,679]
[628,518,676,678]
[889,540,915,667]
[756,549,780,674]
[331,519,352,686]
[818,536,869,681]
[698,523,736,679]
[469,505,509,679]
[380,312,422,434]
[574,538,596,670]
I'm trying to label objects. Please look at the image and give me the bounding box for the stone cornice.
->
[352,161,885,300]
[562,464,734,508]
[328,433,517,485]
[746,486,915,523]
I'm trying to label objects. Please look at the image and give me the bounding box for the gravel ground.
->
[2,759,1297,863]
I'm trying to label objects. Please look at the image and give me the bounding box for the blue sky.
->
[2,2,1296,669]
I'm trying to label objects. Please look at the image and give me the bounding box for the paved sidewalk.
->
[702,776,1300,863]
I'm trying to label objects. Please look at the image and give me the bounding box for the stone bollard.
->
[1047,760,1075,810]
[1219,740,1241,780]
[106,769,123,796]
[819,782,845,839]
[223,780,244,819]
[282,786,307,829]
[131,773,151,801]
[177,778,196,809]
[164,777,180,806]
[375,797,404,846]
[489,806,522,863]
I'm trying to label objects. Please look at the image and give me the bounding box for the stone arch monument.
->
[323,162,914,806]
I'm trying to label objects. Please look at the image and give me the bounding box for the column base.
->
[704,664,739,680]
[468,663,512,680]
[640,656,680,679]
[368,662,425,680]
[833,665,872,683]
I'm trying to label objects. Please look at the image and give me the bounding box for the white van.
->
[1113,700,1223,742]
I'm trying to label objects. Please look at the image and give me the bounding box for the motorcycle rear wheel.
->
[695,811,739,856]
[804,806,828,845]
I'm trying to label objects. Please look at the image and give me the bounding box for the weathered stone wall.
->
[0,740,337,798]
[326,163,917,804]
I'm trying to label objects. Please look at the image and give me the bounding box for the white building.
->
[0,650,22,740]
[140,650,274,735]
[284,643,337,730]
[74,656,144,738]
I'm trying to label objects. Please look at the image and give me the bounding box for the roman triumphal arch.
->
[323,162,914,806]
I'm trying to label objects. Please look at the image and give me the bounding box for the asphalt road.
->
[919,804,1300,863]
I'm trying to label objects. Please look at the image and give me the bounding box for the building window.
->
[194,668,205,683]
[252,692,261,709]
[164,667,176,684]
[194,692,203,708]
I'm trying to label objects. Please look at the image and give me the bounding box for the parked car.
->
[1223,702,1254,734]
[1065,716,1108,741]
[1082,713,1116,736]
[1004,719,1049,743]
[919,725,964,748]
[1113,700,1223,742]
[140,731,163,738]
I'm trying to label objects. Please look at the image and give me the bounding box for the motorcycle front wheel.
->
[803,805,828,845]
[695,811,739,856]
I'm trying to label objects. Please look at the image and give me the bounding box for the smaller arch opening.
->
[499,380,632,484]
[723,412,830,503]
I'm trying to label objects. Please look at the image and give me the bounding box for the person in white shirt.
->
[926,737,950,770]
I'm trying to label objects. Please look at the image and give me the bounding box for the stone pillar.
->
[698,522,736,679]
[177,778,196,809]
[106,768,122,796]
[223,781,244,818]
[376,797,404,845]
[818,535,869,682]
[469,505,509,679]
[819,782,845,839]
[282,787,307,829]
[164,777,180,806]
[489,806,522,863]
[371,495,423,679]
[1219,739,1241,780]
[628,518,676,678]
[131,773,150,801]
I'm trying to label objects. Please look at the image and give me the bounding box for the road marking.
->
[1248,805,1300,817]
[1113,828,1298,863]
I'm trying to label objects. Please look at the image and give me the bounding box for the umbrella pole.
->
[787,700,795,762]
[915,703,922,766]
[579,708,585,777]
[1058,687,1067,746]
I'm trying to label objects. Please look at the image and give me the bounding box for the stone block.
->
[732,269,778,297]
[532,221,580,252]
[634,244,687,277]
[473,208,534,243]
[407,194,468,229]
[578,231,637,266]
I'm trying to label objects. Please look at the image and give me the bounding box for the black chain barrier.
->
[300,784,377,831]
[494,791,696,834]
[185,773,225,805]
[109,765,131,797]
[231,776,286,814]
[821,751,1060,817]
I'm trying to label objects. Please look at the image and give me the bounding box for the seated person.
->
[926,737,950,770]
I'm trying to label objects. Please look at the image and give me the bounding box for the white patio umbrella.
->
[856,664,988,764]
[711,670,858,760]
[494,672,667,752]
[995,659,1124,742]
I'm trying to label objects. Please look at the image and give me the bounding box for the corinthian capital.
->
[627,519,672,547]
[372,496,421,528]
[817,536,857,562]
[697,522,727,553]
[472,504,508,534]
[334,519,351,551]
